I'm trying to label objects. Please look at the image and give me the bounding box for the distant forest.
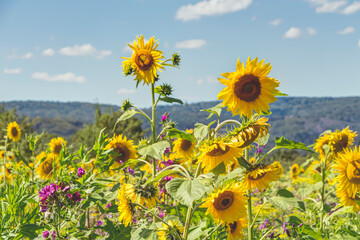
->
[2,97,360,146]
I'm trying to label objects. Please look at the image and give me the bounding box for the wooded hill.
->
[2,97,360,145]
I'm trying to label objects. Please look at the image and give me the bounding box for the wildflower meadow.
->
[1,35,360,240]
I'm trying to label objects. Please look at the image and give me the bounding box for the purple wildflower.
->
[71,191,82,203]
[159,211,165,218]
[259,218,268,231]
[282,222,290,237]
[97,220,104,226]
[51,231,56,240]
[77,167,85,178]
[161,114,168,122]
[43,231,50,239]
[164,147,170,154]
[298,223,303,227]
[106,202,113,208]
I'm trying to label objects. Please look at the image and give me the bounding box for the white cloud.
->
[337,26,355,34]
[316,0,347,12]
[175,0,253,21]
[341,1,360,14]
[196,78,204,85]
[307,27,317,35]
[32,72,85,83]
[22,53,33,59]
[358,39,360,47]
[58,44,111,59]
[9,53,34,59]
[50,36,55,41]
[251,16,256,21]
[117,88,136,94]
[269,18,282,26]
[42,48,55,56]
[283,27,302,39]
[95,50,112,59]
[4,68,22,74]
[196,75,217,85]
[175,39,207,49]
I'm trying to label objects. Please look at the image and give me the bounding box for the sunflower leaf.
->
[114,109,139,130]
[212,162,226,175]
[167,128,195,142]
[159,96,184,105]
[274,91,288,96]
[194,123,208,142]
[201,103,222,119]
[138,141,171,159]
[274,136,315,154]
[145,169,184,185]
[166,178,208,206]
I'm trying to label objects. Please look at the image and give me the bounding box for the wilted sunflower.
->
[173,129,197,160]
[229,117,270,148]
[36,153,57,180]
[122,35,164,85]
[123,183,158,209]
[49,137,67,155]
[157,220,184,240]
[333,147,360,198]
[243,161,283,190]
[198,138,243,173]
[217,57,280,118]
[105,134,138,168]
[117,192,134,226]
[314,127,357,159]
[290,164,300,180]
[226,218,248,240]
[201,183,247,223]
[7,121,21,142]
[336,188,360,211]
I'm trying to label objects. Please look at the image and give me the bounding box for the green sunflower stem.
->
[320,155,327,234]
[3,136,8,185]
[245,147,254,240]
[151,83,157,177]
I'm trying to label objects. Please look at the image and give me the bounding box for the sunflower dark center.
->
[347,160,360,184]
[292,167,298,174]
[333,135,348,153]
[234,74,261,102]
[114,145,130,163]
[43,160,53,175]
[230,221,238,233]
[248,172,266,180]
[11,127,18,137]
[135,50,154,71]
[53,144,62,154]
[181,139,192,151]
[207,144,230,157]
[213,191,234,210]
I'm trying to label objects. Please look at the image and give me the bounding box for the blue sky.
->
[1,0,360,107]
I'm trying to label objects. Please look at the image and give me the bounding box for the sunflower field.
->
[1,35,360,240]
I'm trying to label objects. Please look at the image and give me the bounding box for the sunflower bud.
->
[123,64,135,76]
[158,83,173,96]
[121,99,133,112]
[171,53,181,66]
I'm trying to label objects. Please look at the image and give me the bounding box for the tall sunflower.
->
[217,57,280,118]
[157,220,184,240]
[290,164,300,180]
[122,35,164,85]
[226,218,248,240]
[173,129,197,161]
[336,188,360,211]
[117,191,134,226]
[243,161,283,190]
[36,153,57,180]
[228,117,270,148]
[123,183,158,209]
[49,137,67,155]
[201,183,248,223]
[333,146,360,198]
[105,134,138,169]
[7,121,21,142]
[198,138,243,173]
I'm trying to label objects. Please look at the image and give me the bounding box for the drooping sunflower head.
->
[228,117,270,148]
[157,220,184,240]
[123,182,158,209]
[290,164,300,179]
[117,191,134,226]
[7,121,21,142]
[217,57,280,118]
[49,137,67,155]
[201,183,248,223]
[243,161,283,190]
[226,218,248,240]
[334,146,360,198]
[36,153,57,180]
[336,188,360,211]
[198,138,243,173]
[105,134,138,168]
[173,129,197,161]
[122,35,165,85]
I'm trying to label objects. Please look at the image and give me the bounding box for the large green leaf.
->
[193,123,208,142]
[113,109,139,130]
[200,103,222,119]
[159,96,184,105]
[138,141,171,159]
[270,188,305,211]
[211,162,226,175]
[167,128,195,142]
[166,178,208,206]
[145,169,184,185]
[275,136,315,154]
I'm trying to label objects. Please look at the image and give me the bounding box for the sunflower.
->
[336,188,360,211]
[0,151,4,159]
[333,147,360,198]
[201,183,248,223]
[198,138,243,173]
[314,127,357,160]
[217,57,280,118]
[226,218,248,240]
[123,183,158,209]
[7,121,21,142]
[6,152,14,161]
[1,163,13,183]
[228,117,270,148]
[290,164,300,180]
[173,129,197,161]
[243,161,283,190]
[105,134,138,168]
[157,220,184,240]
[122,35,164,85]
[49,137,67,155]
[36,153,57,180]
[117,192,134,226]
